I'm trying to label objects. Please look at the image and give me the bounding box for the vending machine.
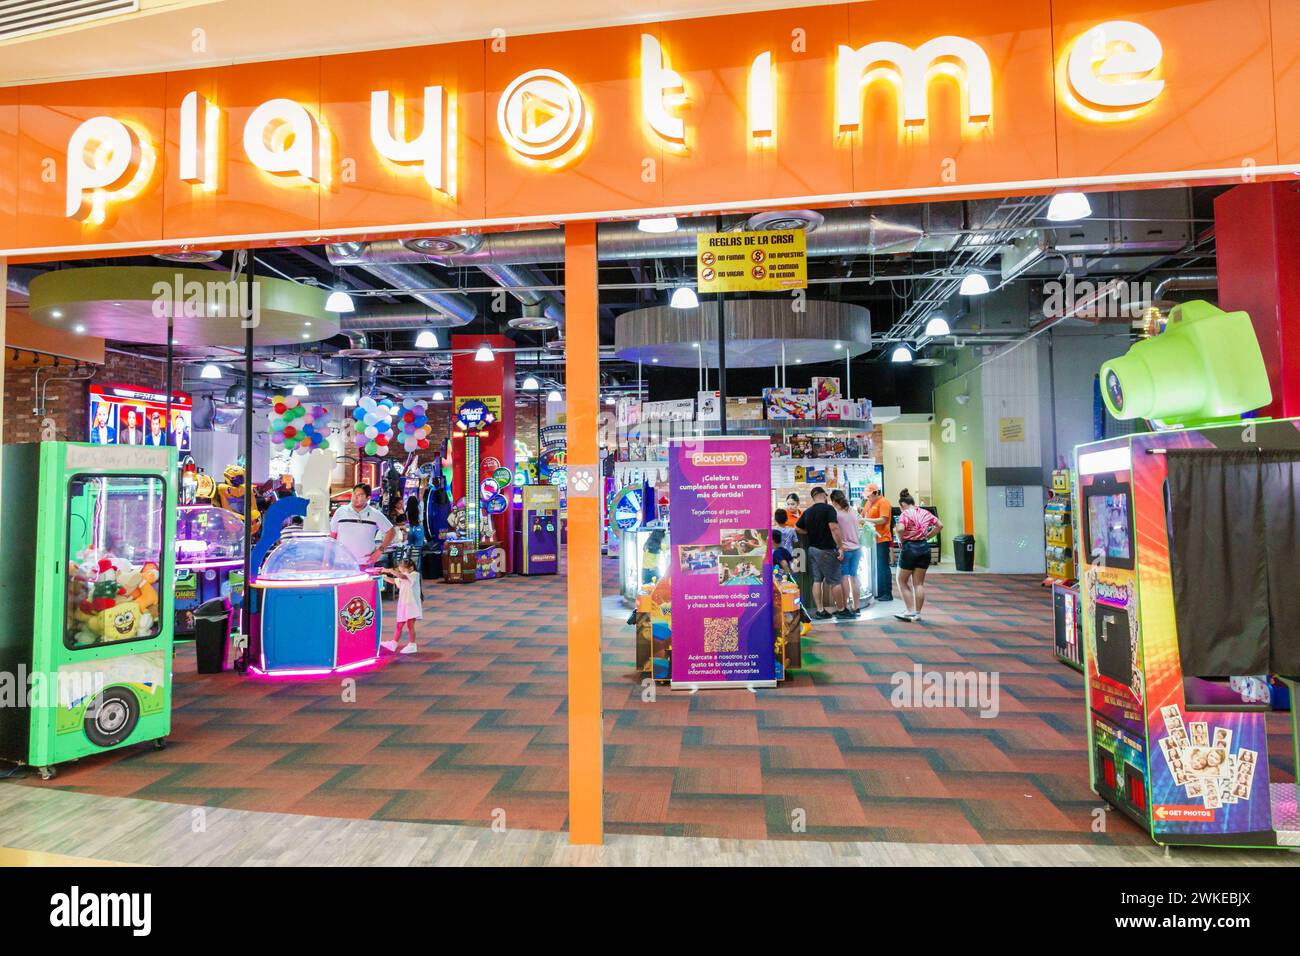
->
[0,442,177,779]
[515,484,561,575]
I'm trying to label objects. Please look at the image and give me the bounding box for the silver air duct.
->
[324,204,961,269]
[326,242,477,325]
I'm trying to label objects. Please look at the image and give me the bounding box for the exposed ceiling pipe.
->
[476,262,565,328]
[1153,272,1218,301]
[327,242,477,325]
[324,205,954,269]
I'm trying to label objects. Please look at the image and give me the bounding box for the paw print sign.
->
[568,467,597,498]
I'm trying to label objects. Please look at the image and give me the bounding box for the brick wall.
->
[3,350,178,445]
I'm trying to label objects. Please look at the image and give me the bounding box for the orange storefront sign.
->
[0,0,1295,257]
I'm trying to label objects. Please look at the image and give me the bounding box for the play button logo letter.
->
[497,69,588,162]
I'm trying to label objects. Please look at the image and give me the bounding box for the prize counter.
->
[247,533,382,677]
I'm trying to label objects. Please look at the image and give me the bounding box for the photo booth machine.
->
[1076,302,1300,848]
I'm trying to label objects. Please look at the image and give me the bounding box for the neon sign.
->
[59,20,1171,221]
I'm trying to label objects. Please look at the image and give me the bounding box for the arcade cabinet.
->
[1076,301,1300,847]
[0,442,177,779]
[173,504,244,636]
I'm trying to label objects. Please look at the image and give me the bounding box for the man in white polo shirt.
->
[330,482,395,566]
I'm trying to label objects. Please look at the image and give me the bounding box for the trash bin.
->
[954,534,976,572]
[194,598,230,674]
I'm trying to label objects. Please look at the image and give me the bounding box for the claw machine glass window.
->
[65,475,166,649]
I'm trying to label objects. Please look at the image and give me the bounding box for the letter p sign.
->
[66,116,148,222]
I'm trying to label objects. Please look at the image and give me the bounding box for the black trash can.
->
[953,534,976,572]
[193,598,230,674]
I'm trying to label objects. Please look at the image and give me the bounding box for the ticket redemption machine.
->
[0,442,176,779]
[514,483,561,575]
[1076,302,1300,847]
[444,400,507,583]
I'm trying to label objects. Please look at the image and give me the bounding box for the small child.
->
[380,557,422,654]
[772,509,795,575]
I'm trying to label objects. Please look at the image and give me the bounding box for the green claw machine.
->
[0,442,177,780]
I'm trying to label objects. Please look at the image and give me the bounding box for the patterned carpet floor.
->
[14,561,1294,845]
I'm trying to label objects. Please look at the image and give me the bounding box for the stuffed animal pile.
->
[68,552,161,647]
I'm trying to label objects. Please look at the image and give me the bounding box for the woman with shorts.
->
[830,490,864,618]
[894,489,942,623]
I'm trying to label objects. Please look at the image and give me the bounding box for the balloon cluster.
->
[351,395,432,457]
[269,395,332,454]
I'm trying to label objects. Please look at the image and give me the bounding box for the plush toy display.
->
[68,551,161,647]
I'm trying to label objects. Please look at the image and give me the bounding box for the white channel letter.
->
[641,33,687,146]
[243,98,318,181]
[179,91,216,186]
[836,36,993,131]
[65,116,143,221]
[749,51,775,139]
[370,86,447,191]
[1067,20,1164,110]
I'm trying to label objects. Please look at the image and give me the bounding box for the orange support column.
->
[961,460,974,536]
[564,221,603,844]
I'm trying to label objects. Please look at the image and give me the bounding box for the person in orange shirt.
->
[861,483,894,602]
[783,493,802,528]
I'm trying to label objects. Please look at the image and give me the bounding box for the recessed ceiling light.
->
[73,323,86,334]
[50,309,63,319]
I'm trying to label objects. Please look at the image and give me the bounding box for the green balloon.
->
[366,440,379,455]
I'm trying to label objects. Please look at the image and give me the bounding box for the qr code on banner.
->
[703,617,739,653]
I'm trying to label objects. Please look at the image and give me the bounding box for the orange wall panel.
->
[163,58,323,241]
[17,74,166,251]
[319,40,487,231]
[0,87,16,251]
[484,24,664,220]
[656,5,855,208]
[1052,0,1278,179]
[1273,0,1300,164]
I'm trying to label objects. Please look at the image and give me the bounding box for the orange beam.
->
[564,221,603,845]
[961,459,974,536]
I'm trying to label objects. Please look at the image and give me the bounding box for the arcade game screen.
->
[1087,492,1131,563]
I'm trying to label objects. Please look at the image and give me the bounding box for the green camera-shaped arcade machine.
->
[0,442,177,780]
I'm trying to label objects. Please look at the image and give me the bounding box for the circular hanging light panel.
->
[27,267,338,347]
[152,249,223,263]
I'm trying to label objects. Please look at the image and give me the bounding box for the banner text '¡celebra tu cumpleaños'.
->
[61,19,1167,223]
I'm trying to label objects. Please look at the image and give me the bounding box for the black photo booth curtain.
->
[1167,449,1300,678]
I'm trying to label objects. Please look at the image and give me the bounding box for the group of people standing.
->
[776,484,943,624]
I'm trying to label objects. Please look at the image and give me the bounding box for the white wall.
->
[985,485,1047,573]
[1039,327,1131,474]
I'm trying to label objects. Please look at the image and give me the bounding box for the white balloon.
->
[365,426,378,439]
[375,444,389,457]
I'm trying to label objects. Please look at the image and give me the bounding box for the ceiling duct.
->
[326,242,477,325]
[509,302,560,332]
[325,204,962,270]
[476,262,565,328]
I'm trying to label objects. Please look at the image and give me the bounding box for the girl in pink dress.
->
[380,557,423,654]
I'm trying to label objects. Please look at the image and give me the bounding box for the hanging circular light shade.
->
[615,299,870,368]
[26,266,338,347]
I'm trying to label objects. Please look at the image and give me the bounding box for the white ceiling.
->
[0,0,844,86]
